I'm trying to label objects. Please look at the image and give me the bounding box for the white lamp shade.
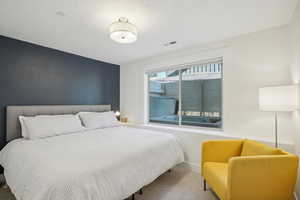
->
[259,85,299,112]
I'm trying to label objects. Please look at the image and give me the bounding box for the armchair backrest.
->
[240,140,282,156]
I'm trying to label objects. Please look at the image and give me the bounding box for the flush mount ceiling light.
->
[110,17,138,44]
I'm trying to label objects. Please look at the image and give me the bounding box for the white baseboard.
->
[184,161,201,173]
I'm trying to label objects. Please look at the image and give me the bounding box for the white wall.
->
[290,1,300,196]
[121,26,295,168]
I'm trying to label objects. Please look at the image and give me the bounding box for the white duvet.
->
[0,126,184,200]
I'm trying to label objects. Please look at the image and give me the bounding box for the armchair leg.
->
[203,179,207,191]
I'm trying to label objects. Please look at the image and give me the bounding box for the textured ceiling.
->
[0,0,298,64]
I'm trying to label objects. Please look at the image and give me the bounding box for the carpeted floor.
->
[0,164,219,200]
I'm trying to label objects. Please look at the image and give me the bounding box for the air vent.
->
[56,11,66,17]
[164,41,177,46]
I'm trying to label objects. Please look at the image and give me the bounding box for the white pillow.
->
[20,114,85,140]
[19,116,29,139]
[78,111,120,129]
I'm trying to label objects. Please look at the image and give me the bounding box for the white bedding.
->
[0,126,184,200]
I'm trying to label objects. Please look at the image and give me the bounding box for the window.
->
[148,58,222,128]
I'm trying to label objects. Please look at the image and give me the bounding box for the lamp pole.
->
[275,112,278,148]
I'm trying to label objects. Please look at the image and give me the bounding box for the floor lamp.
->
[259,85,298,148]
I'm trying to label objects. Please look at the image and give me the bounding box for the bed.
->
[0,105,184,200]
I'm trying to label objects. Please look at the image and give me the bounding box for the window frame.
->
[145,57,223,130]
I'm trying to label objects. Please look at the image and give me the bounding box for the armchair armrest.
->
[201,140,243,174]
[228,155,298,200]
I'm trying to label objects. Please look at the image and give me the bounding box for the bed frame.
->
[6,105,111,142]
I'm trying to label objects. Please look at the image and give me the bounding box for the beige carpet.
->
[0,164,219,200]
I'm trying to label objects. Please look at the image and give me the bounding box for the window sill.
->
[129,122,227,137]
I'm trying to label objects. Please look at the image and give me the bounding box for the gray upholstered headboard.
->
[6,105,111,142]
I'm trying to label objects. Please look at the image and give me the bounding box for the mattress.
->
[0,126,184,200]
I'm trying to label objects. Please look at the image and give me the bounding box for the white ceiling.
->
[0,0,298,65]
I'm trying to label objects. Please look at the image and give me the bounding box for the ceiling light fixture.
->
[110,17,138,44]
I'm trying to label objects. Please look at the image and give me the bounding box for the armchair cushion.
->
[203,162,228,200]
[241,140,282,156]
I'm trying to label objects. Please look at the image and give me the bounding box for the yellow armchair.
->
[201,140,298,200]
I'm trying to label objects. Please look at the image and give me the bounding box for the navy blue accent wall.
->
[0,35,120,151]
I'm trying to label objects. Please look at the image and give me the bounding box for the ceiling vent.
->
[164,41,177,46]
